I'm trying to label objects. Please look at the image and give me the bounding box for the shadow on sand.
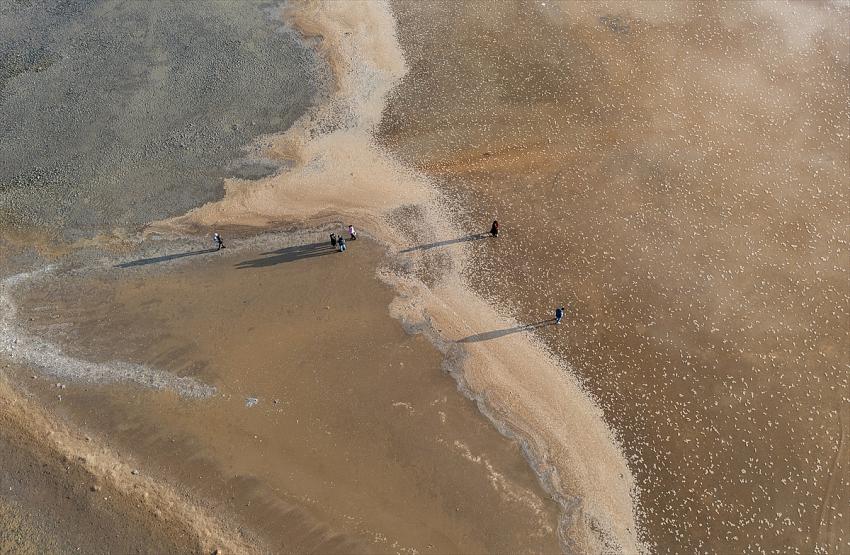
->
[235,242,337,269]
[115,248,220,268]
[457,320,554,343]
[399,233,489,254]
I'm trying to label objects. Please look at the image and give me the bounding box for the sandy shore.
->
[143,1,641,550]
[7,233,562,553]
[3,0,842,552]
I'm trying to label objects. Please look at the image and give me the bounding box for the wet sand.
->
[379,1,850,552]
[12,235,562,553]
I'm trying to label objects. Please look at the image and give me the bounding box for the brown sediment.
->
[12,236,562,553]
[2,0,843,552]
[378,1,850,552]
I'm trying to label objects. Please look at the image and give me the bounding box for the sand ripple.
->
[1,269,215,399]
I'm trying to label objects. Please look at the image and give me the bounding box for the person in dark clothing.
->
[555,306,565,325]
[213,232,225,250]
[338,236,347,252]
[490,220,500,237]
[330,233,338,248]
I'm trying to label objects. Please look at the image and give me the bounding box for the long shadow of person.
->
[399,233,489,254]
[457,320,553,343]
[115,248,220,268]
[235,242,337,269]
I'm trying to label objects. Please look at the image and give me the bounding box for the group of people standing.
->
[210,226,357,254]
[212,219,566,324]
[329,225,357,252]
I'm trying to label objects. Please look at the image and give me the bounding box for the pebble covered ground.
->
[0,0,326,238]
[380,1,849,552]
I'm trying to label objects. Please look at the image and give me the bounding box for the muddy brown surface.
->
[380,1,850,552]
[16,238,562,553]
[0,371,199,555]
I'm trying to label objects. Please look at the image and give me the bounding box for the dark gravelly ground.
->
[0,0,325,239]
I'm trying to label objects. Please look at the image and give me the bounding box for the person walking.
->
[338,236,347,252]
[330,233,338,248]
[555,306,565,325]
[348,225,357,240]
[213,232,225,250]
[490,220,500,237]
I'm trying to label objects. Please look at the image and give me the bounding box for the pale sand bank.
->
[11,236,562,553]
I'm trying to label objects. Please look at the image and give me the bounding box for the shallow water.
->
[380,1,849,552]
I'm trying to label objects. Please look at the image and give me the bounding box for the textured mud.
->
[380,1,849,552]
[0,0,325,238]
